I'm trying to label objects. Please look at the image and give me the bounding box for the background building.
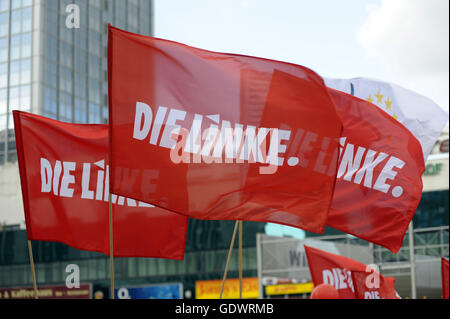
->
[0,0,154,164]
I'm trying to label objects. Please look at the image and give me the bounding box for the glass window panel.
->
[10,35,21,60]
[75,29,87,50]
[0,12,8,37]
[22,7,32,32]
[140,0,150,12]
[9,86,20,110]
[11,10,21,34]
[75,73,87,97]
[45,60,57,87]
[60,41,73,67]
[0,88,6,113]
[23,0,32,7]
[89,6,101,32]
[128,259,137,277]
[102,106,108,123]
[88,31,102,56]
[88,54,100,79]
[46,36,58,62]
[21,33,32,58]
[128,4,139,29]
[10,61,20,86]
[8,111,14,129]
[0,0,9,12]
[89,78,101,103]
[11,0,22,9]
[45,9,58,36]
[59,67,73,93]
[60,15,73,42]
[46,0,59,12]
[88,103,100,123]
[0,62,7,87]
[20,84,30,110]
[0,37,7,62]
[0,113,6,131]
[74,98,87,123]
[44,87,57,114]
[60,92,72,121]
[20,59,31,84]
[75,48,87,73]
[140,12,150,36]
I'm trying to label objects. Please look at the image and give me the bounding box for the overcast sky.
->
[154,0,449,238]
[155,0,449,112]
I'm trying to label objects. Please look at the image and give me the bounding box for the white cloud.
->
[358,0,449,110]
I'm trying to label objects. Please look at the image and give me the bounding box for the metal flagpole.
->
[219,220,239,299]
[408,221,416,299]
[239,220,243,299]
[109,193,115,299]
[27,240,38,299]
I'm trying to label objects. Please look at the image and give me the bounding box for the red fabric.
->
[107,26,342,233]
[326,89,425,253]
[304,245,367,299]
[310,283,339,299]
[351,271,400,299]
[13,110,188,259]
[442,258,449,299]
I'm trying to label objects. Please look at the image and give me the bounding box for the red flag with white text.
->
[107,26,342,233]
[442,258,449,299]
[13,110,188,259]
[326,89,425,253]
[304,245,367,299]
[351,270,400,299]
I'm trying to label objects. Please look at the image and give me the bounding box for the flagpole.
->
[239,220,243,299]
[109,193,115,299]
[408,222,416,299]
[219,220,239,299]
[27,240,38,299]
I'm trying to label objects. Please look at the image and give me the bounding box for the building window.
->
[74,97,87,123]
[0,12,8,37]
[0,62,7,88]
[0,37,7,62]
[0,0,9,12]
[44,87,57,115]
[59,92,73,122]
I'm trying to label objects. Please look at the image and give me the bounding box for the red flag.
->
[107,26,342,233]
[13,110,188,259]
[442,258,449,299]
[326,89,425,253]
[351,270,400,299]
[304,245,367,299]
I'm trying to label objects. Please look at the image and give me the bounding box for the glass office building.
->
[0,0,153,163]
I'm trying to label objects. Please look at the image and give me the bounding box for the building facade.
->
[0,0,154,163]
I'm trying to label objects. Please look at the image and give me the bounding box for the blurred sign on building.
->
[114,283,182,299]
[265,282,314,296]
[0,284,91,299]
[195,277,259,299]
[422,155,449,192]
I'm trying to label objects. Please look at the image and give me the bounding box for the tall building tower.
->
[0,0,154,164]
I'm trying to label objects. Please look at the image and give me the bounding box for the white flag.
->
[325,77,448,161]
